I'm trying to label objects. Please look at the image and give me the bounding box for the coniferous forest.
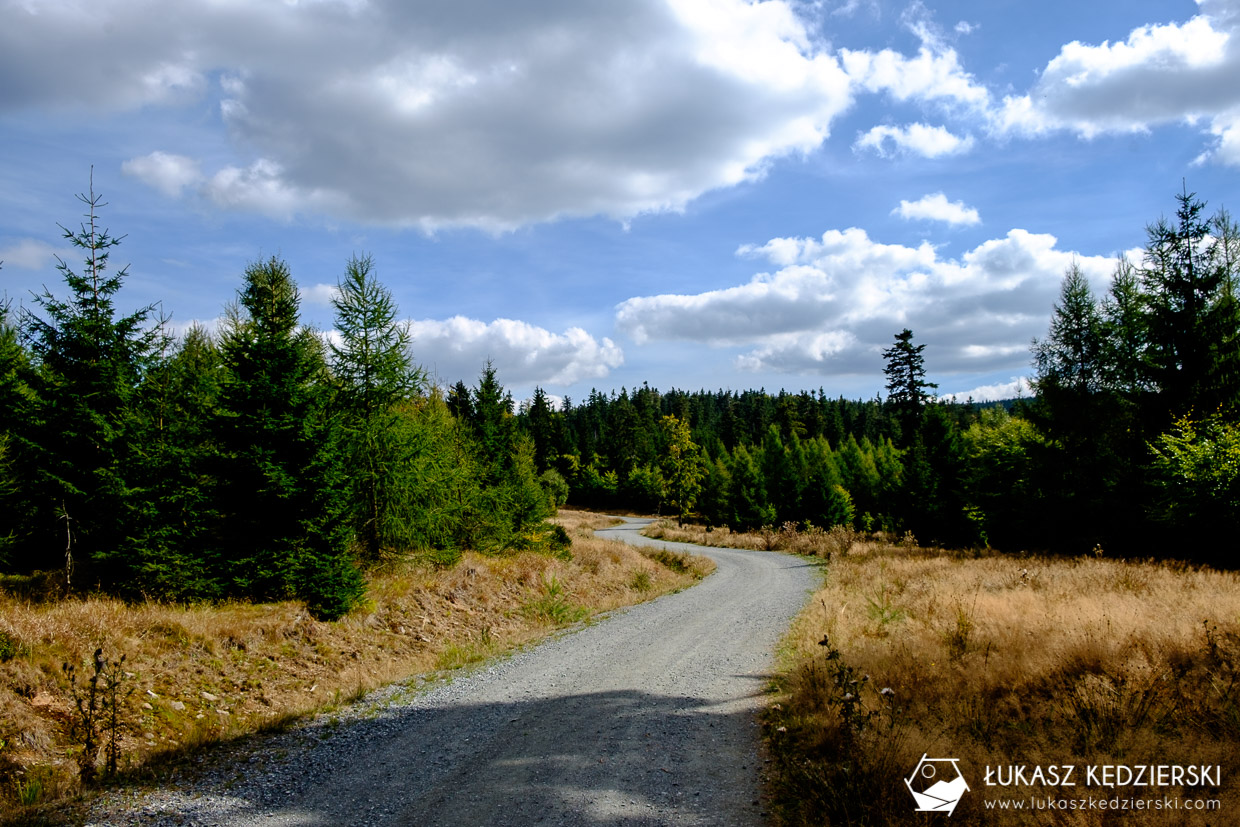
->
[1,184,1238,618]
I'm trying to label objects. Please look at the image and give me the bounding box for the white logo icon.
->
[905,754,969,816]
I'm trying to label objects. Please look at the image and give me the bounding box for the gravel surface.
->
[89,517,816,826]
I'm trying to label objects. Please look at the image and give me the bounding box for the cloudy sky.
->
[3,0,1238,404]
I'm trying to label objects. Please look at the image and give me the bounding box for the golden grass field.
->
[645,519,1240,826]
[0,510,711,821]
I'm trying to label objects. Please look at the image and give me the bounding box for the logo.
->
[906,754,970,816]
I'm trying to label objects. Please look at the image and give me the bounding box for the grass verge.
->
[0,509,708,823]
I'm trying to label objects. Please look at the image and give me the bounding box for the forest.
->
[1,185,1238,618]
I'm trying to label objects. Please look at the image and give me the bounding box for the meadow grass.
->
[0,509,707,820]
[655,520,1240,825]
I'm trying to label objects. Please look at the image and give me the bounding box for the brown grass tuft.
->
[758,538,1240,825]
[0,509,707,821]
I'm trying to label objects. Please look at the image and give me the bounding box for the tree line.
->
[514,187,1240,561]
[1,183,1237,620]
[0,181,560,618]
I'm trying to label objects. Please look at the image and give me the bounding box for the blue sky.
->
[2,0,1238,405]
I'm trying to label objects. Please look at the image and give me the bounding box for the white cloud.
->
[300,283,339,308]
[617,226,1114,378]
[943,376,1032,403]
[121,151,203,197]
[840,42,990,108]
[855,123,974,158]
[0,238,61,270]
[4,0,855,229]
[893,192,980,225]
[407,316,623,387]
[992,2,1240,166]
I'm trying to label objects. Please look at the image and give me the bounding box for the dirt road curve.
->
[91,518,815,827]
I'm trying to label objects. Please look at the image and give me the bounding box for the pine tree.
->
[214,256,362,618]
[125,324,223,598]
[1032,263,1106,396]
[329,254,421,560]
[882,329,937,443]
[470,361,516,485]
[727,444,773,530]
[526,386,557,473]
[0,298,38,564]
[1206,209,1240,415]
[21,176,161,584]
[1141,186,1234,414]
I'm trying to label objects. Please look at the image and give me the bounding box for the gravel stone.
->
[88,517,815,826]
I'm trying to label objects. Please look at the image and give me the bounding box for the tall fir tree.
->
[329,254,421,560]
[1032,263,1106,396]
[21,177,161,584]
[1141,187,1235,415]
[882,329,937,444]
[214,257,362,619]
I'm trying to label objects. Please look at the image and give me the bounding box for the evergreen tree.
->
[1206,209,1240,415]
[21,178,161,584]
[526,386,557,473]
[214,257,362,618]
[882,329,937,443]
[659,414,704,524]
[1100,257,1147,398]
[1032,263,1106,395]
[470,361,516,485]
[126,324,223,598]
[1141,187,1235,414]
[0,298,38,564]
[1029,264,1117,549]
[329,254,421,560]
[727,444,773,530]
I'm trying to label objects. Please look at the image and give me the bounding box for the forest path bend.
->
[90,517,816,827]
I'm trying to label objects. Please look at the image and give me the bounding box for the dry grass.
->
[757,539,1240,825]
[643,518,905,558]
[0,509,707,820]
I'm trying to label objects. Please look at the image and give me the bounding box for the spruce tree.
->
[0,298,38,564]
[1141,187,1235,415]
[214,257,362,618]
[1032,264,1106,396]
[329,254,421,560]
[882,329,937,443]
[526,387,557,473]
[21,177,161,584]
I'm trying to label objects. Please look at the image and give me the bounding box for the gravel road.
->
[90,518,816,827]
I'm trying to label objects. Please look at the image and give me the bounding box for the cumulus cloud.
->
[0,238,61,270]
[992,0,1240,165]
[4,0,855,229]
[855,123,974,158]
[407,316,623,387]
[617,226,1114,378]
[943,376,1032,403]
[121,151,203,197]
[893,192,980,225]
[840,40,989,108]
